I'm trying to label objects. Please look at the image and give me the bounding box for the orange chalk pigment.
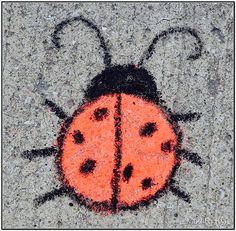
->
[60,93,178,210]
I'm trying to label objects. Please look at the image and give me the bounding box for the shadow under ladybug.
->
[22,16,204,214]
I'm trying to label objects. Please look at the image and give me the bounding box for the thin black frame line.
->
[1,1,235,230]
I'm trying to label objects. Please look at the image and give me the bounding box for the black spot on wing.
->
[161,140,174,152]
[141,177,155,190]
[80,159,96,175]
[140,122,157,137]
[123,164,133,183]
[94,107,109,121]
[73,130,84,144]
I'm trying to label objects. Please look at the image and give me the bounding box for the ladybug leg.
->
[170,112,202,123]
[44,99,68,120]
[21,147,57,161]
[176,148,204,167]
[21,99,65,160]
[169,179,191,203]
[34,186,71,207]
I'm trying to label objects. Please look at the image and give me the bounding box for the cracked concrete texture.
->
[2,2,234,229]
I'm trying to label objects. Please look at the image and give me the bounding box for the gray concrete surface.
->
[2,2,234,229]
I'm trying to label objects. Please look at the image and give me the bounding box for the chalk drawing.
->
[22,16,204,214]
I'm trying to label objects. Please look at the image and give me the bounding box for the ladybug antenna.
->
[51,16,112,68]
[138,27,203,66]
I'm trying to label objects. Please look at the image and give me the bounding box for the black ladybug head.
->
[85,65,159,103]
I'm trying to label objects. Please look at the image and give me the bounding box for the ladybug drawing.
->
[22,16,204,213]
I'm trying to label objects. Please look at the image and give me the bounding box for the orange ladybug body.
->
[57,65,181,212]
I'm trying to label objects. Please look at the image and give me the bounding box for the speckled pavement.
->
[2,2,234,229]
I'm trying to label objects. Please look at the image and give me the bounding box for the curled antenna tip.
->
[51,16,112,67]
[139,26,203,65]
